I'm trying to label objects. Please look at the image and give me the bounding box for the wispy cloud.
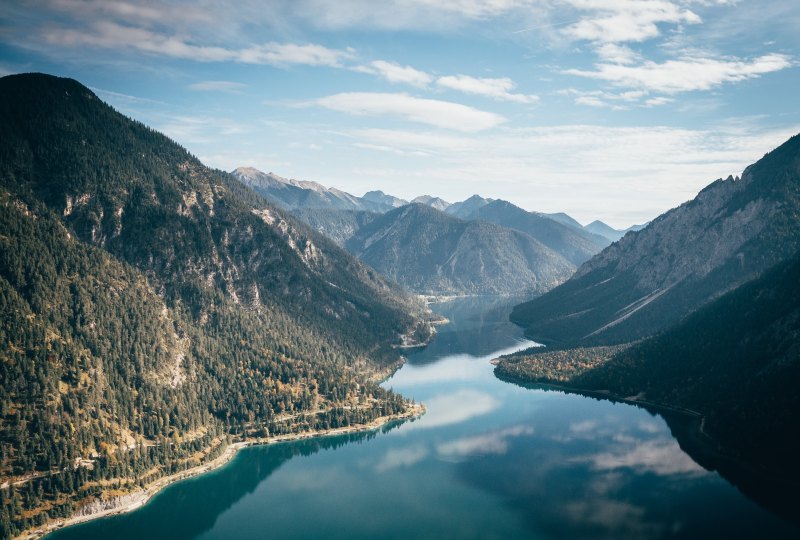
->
[42,21,353,66]
[339,122,800,226]
[565,53,792,93]
[304,92,506,132]
[354,60,433,87]
[436,75,539,104]
[559,88,648,109]
[283,0,540,31]
[354,61,538,105]
[188,80,247,93]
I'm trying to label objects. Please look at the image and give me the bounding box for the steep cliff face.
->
[345,203,575,295]
[512,133,800,345]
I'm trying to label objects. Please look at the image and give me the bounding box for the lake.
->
[47,297,798,539]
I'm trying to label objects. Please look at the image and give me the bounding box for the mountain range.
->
[0,73,432,536]
[232,168,621,295]
[344,203,575,295]
[454,199,609,266]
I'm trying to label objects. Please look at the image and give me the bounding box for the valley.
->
[2,50,799,540]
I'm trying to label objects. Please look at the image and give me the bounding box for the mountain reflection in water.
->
[48,297,799,540]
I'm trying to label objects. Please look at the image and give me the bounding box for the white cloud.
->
[338,123,800,227]
[188,80,247,93]
[43,21,353,66]
[238,42,354,66]
[644,96,673,107]
[354,60,433,87]
[595,43,640,64]
[562,0,702,43]
[436,75,539,104]
[305,92,506,132]
[564,53,792,93]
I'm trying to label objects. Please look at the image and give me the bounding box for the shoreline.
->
[17,403,425,540]
[493,369,790,484]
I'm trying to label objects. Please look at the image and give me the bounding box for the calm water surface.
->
[48,297,798,539]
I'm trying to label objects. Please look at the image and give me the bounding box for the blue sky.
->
[1,1,799,227]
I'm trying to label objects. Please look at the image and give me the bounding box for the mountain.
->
[345,203,575,295]
[0,73,431,536]
[511,133,800,345]
[231,167,391,213]
[541,211,584,230]
[584,219,626,241]
[411,195,450,211]
[495,252,800,511]
[458,199,609,266]
[445,194,494,218]
[584,220,648,242]
[362,190,407,209]
[290,208,379,246]
[571,253,800,477]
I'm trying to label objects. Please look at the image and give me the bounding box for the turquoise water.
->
[48,297,798,539]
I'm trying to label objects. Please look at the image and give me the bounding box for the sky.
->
[1,1,799,228]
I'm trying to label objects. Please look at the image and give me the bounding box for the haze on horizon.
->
[1,0,798,228]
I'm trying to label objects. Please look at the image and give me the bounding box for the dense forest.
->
[497,252,800,481]
[0,73,431,537]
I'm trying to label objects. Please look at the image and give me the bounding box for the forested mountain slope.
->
[573,253,800,475]
[511,133,800,345]
[498,252,800,483]
[345,203,575,295]
[0,73,431,537]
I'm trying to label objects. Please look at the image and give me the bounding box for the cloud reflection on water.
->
[436,425,534,461]
[374,445,429,473]
[577,437,705,476]
[402,389,500,430]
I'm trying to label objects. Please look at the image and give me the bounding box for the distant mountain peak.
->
[411,195,451,211]
[445,194,494,218]
[231,167,396,213]
[362,190,408,209]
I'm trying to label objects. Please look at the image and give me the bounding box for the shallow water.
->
[48,297,798,539]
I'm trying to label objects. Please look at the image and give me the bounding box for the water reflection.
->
[48,297,799,540]
[449,407,796,539]
[403,389,499,430]
[408,295,535,364]
[47,428,400,540]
